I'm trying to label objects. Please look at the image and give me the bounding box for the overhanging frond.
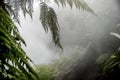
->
[0,7,39,80]
[2,0,33,23]
[53,0,95,13]
[40,2,63,49]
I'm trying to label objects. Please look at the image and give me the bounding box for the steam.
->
[19,1,120,77]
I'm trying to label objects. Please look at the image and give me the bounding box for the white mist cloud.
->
[18,5,60,64]
[18,0,120,64]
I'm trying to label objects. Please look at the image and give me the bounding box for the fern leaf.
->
[0,7,39,80]
[40,2,63,49]
[53,0,95,13]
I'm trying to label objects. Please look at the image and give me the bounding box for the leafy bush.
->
[97,49,120,80]
[34,64,57,80]
[34,49,82,80]
[0,7,39,80]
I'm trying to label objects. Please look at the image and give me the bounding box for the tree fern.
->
[40,2,62,49]
[2,0,94,48]
[0,7,39,80]
[0,0,94,79]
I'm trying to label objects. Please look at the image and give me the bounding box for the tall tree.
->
[0,0,94,79]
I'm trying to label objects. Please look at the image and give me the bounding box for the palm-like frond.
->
[3,0,33,23]
[0,7,39,80]
[2,0,95,48]
[0,0,95,79]
[39,0,95,48]
[44,0,94,12]
[54,0,95,13]
[40,2,62,49]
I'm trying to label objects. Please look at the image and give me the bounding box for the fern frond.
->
[0,7,39,80]
[53,0,95,13]
[40,2,63,49]
[2,0,33,23]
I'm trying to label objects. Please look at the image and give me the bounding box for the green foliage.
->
[34,57,70,80]
[97,26,120,80]
[97,49,120,80]
[35,64,57,80]
[34,59,64,80]
[2,0,95,48]
[40,2,62,49]
[54,0,95,13]
[0,7,39,80]
[43,0,95,13]
[0,0,95,79]
[39,0,95,49]
[51,51,80,70]
[2,0,33,23]
[35,50,81,80]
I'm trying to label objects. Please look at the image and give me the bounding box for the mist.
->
[53,0,120,80]
[18,0,120,79]
[19,0,119,62]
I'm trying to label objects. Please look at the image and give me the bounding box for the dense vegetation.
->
[0,0,94,80]
[35,50,82,80]
[0,7,39,80]
[1,0,119,80]
[97,32,120,80]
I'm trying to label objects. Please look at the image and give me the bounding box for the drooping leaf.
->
[40,2,63,49]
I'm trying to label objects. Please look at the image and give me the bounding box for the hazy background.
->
[18,0,120,64]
